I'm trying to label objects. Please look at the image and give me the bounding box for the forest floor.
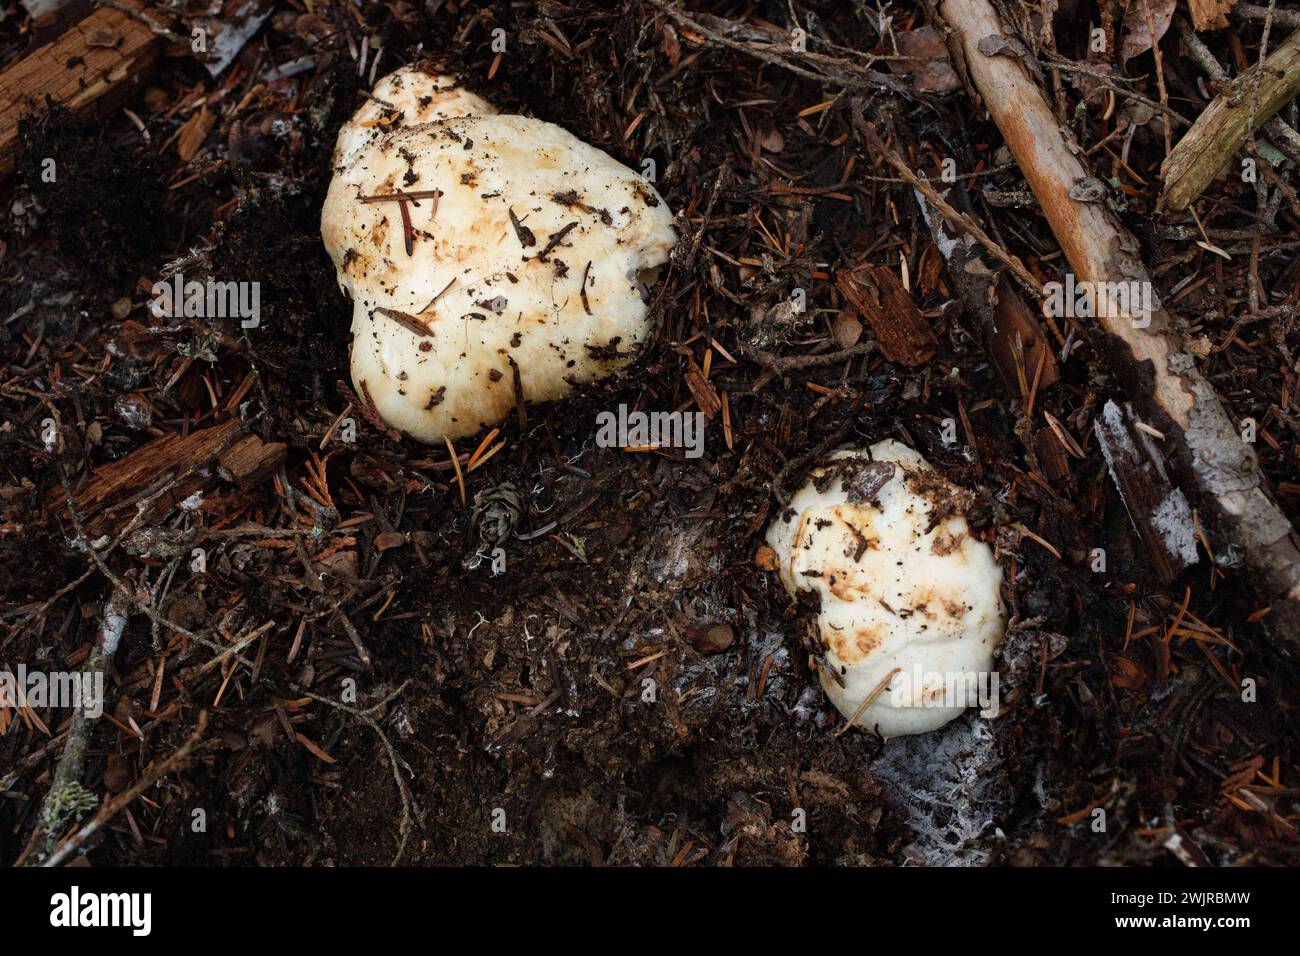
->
[1,0,1298,866]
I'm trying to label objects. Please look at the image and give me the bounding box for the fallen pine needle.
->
[444,434,466,506]
[1012,522,1062,560]
[835,666,900,737]
[467,428,500,470]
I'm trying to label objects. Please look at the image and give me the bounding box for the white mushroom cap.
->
[766,440,1005,738]
[321,66,676,443]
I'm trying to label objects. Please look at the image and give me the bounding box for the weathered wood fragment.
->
[0,0,163,176]
[836,266,938,367]
[1094,401,1199,583]
[51,420,245,536]
[1160,27,1300,211]
[217,434,287,491]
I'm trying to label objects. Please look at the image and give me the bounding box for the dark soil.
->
[2,0,1298,867]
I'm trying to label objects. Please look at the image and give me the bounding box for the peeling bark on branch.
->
[937,0,1300,641]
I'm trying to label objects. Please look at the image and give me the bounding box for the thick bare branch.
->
[938,0,1300,641]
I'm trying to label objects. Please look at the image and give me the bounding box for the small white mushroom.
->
[765,440,1005,738]
[321,65,676,443]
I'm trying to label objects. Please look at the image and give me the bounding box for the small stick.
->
[359,189,443,204]
[1235,2,1300,29]
[734,340,877,374]
[17,587,130,865]
[533,221,578,262]
[332,603,373,670]
[375,306,433,337]
[1178,20,1300,171]
[43,712,210,867]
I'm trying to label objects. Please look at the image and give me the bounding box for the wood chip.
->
[49,420,245,536]
[217,434,287,491]
[1188,0,1236,32]
[836,266,938,367]
[683,353,722,419]
[0,0,163,176]
[176,106,215,162]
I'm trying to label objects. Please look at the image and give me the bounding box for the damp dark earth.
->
[1,0,1299,868]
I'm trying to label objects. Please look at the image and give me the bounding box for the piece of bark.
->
[1094,401,1199,583]
[1036,427,1072,484]
[217,434,286,491]
[1159,26,1300,211]
[51,420,245,536]
[937,0,1300,640]
[1188,0,1236,31]
[836,266,938,366]
[915,186,1059,396]
[681,352,722,419]
[191,0,273,77]
[175,106,215,162]
[0,0,163,176]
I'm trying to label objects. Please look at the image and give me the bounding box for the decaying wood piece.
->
[1159,27,1300,211]
[836,266,938,367]
[1036,427,1072,483]
[51,420,245,536]
[0,0,163,176]
[914,186,1059,397]
[217,434,287,490]
[1178,21,1300,169]
[1188,0,1237,32]
[1095,401,1200,583]
[937,0,1300,641]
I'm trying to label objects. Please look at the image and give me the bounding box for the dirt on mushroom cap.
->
[767,440,1005,738]
[321,67,677,444]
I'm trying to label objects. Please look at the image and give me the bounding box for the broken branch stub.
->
[1160,26,1300,212]
[937,0,1300,640]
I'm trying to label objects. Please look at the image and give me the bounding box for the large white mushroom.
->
[765,440,1005,738]
[321,64,676,442]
